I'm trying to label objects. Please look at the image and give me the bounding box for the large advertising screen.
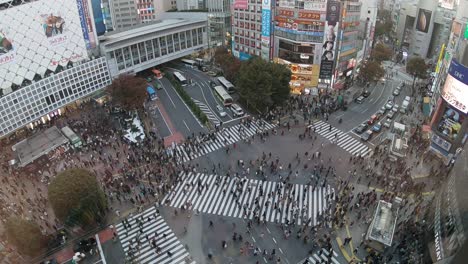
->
[0,0,89,93]
[441,59,468,114]
[319,0,340,80]
[416,8,432,33]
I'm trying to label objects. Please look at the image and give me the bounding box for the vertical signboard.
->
[261,0,272,60]
[319,1,340,79]
[76,0,93,49]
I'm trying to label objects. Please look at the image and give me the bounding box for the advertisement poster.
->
[441,59,468,114]
[416,8,432,33]
[261,0,271,44]
[326,1,341,25]
[278,0,295,8]
[0,0,88,92]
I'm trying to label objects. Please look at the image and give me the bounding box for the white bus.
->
[217,76,235,93]
[173,72,187,86]
[181,59,196,68]
[213,86,233,106]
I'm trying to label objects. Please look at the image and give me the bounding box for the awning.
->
[423,97,431,117]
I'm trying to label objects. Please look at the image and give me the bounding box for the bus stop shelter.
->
[12,126,69,167]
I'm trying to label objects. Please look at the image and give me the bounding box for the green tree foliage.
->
[358,60,385,83]
[5,217,47,256]
[214,47,242,83]
[48,168,107,227]
[375,10,393,37]
[406,56,428,92]
[237,57,290,113]
[107,74,147,111]
[372,43,393,62]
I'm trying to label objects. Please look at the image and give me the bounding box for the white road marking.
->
[156,107,173,135]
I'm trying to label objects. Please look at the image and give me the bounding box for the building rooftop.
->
[12,126,69,167]
[99,15,207,46]
[367,200,399,247]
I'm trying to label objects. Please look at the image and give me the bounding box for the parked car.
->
[154,83,162,90]
[392,104,399,112]
[387,111,396,119]
[380,106,388,113]
[355,96,365,104]
[367,114,379,125]
[216,105,227,117]
[360,130,373,141]
[384,119,392,128]
[372,122,382,132]
[376,110,385,119]
[392,89,400,96]
[354,123,368,134]
[388,95,395,101]
[385,100,394,110]
[362,90,371,98]
[230,104,244,117]
[207,71,217,77]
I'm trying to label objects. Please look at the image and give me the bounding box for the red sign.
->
[278,9,295,17]
[298,11,321,20]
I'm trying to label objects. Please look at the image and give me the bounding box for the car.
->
[360,130,373,141]
[392,104,399,112]
[376,110,385,119]
[209,81,217,88]
[355,96,365,104]
[154,83,162,90]
[216,105,227,117]
[380,106,388,113]
[207,71,217,77]
[392,89,400,96]
[354,123,368,134]
[362,90,371,98]
[385,100,394,110]
[230,104,244,117]
[387,111,396,119]
[372,122,382,132]
[367,114,378,125]
[384,118,392,128]
[388,95,395,101]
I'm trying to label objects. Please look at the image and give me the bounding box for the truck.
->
[61,126,82,149]
[400,96,411,114]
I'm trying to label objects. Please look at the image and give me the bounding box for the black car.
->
[354,123,368,134]
[362,90,371,98]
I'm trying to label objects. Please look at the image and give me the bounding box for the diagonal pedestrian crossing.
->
[192,99,220,125]
[298,248,342,264]
[115,208,195,264]
[169,120,276,163]
[308,120,371,158]
[162,172,335,226]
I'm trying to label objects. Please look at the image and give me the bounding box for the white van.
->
[230,104,244,117]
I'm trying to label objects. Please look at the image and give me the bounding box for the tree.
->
[5,217,47,256]
[269,63,291,106]
[237,57,290,113]
[358,61,385,84]
[107,74,147,111]
[214,47,241,82]
[375,10,393,38]
[371,43,393,62]
[48,168,107,227]
[406,56,428,94]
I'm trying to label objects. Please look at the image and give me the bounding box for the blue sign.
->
[274,26,324,37]
[239,52,252,61]
[262,9,271,39]
[76,0,91,49]
[448,59,468,85]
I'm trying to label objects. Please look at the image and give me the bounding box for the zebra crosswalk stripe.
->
[163,172,334,226]
[298,248,342,264]
[308,120,371,158]
[116,207,193,264]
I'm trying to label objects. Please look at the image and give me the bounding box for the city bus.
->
[181,59,196,68]
[217,76,235,93]
[152,69,163,79]
[146,86,157,101]
[213,86,233,106]
[173,72,187,86]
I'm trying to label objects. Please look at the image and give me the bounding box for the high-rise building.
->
[176,0,205,11]
[107,0,174,30]
[428,0,468,165]
[392,0,456,60]
[231,0,267,60]
[207,0,231,48]
[0,0,112,138]
[356,0,378,63]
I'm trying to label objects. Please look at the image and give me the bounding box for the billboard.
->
[261,0,272,44]
[319,1,340,80]
[441,59,468,114]
[304,0,327,12]
[233,0,248,10]
[0,0,89,93]
[278,0,295,8]
[416,8,432,33]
